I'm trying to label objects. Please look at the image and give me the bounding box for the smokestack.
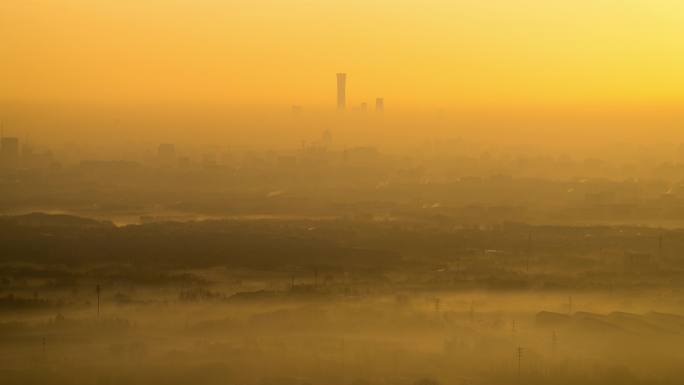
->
[336,73,346,110]
[375,97,384,112]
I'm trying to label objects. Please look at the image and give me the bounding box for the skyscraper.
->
[336,73,346,110]
[375,98,384,112]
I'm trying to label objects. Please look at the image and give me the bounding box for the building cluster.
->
[336,73,384,113]
[0,135,55,169]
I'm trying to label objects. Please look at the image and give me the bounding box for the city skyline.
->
[3,1,684,110]
[3,2,684,385]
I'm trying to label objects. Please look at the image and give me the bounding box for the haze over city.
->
[3,1,684,385]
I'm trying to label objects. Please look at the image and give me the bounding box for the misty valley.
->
[2,212,684,385]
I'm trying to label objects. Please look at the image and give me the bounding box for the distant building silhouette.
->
[79,160,140,172]
[157,143,176,165]
[336,73,347,110]
[0,137,19,166]
[322,129,332,148]
[343,146,379,164]
[360,102,367,112]
[1,137,19,156]
[21,143,54,168]
[375,98,384,112]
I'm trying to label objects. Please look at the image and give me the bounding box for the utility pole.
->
[526,231,532,273]
[96,284,101,317]
[568,296,573,315]
[659,234,663,258]
[517,346,524,379]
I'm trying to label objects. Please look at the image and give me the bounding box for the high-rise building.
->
[336,73,347,110]
[375,98,384,112]
[0,137,19,166]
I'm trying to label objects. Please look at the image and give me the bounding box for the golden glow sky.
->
[2,0,684,110]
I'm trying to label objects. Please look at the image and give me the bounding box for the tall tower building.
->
[375,98,384,112]
[336,73,347,110]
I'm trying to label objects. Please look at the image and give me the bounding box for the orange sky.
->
[2,0,684,110]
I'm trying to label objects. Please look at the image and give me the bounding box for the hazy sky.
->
[3,0,684,110]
